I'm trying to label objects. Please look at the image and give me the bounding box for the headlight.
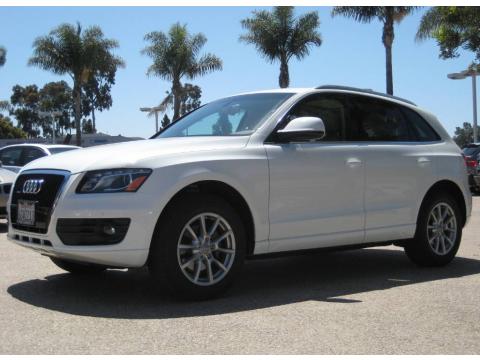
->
[76,168,152,194]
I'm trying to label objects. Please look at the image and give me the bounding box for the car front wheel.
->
[149,194,246,300]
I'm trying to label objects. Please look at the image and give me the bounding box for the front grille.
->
[10,173,67,234]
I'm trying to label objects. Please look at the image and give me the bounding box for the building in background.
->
[0,132,144,148]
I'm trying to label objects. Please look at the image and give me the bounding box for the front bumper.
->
[7,172,158,268]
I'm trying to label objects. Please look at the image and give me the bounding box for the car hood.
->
[22,136,250,174]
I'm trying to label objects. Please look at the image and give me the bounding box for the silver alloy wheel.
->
[427,202,457,256]
[177,212,236,286]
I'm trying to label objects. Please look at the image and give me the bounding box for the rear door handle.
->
[418,157,431,165]
[346,158,363,167]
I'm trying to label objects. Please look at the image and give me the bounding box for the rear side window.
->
[346,96,410,141]
[48,147,78,155]
[21,147,47,165]
[345,95,440,142]
[0,147,22,166]
[401,108,440,142]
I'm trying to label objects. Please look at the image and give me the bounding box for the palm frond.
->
[331,6,380,23]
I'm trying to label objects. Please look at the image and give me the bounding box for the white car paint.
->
[0,168,17,218]
[7,87,472,268]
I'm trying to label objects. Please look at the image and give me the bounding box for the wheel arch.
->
[418,180,467,227]
[151,180,256,256]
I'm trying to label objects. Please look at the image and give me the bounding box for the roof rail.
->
[315,85,417,106]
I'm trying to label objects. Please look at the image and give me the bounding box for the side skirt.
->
[247,239,411,260]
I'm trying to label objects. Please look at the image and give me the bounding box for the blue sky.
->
[0,6,477,138]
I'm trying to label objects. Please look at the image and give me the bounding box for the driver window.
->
[284,94,346,141]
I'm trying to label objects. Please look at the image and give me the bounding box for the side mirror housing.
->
[276,116,326,143]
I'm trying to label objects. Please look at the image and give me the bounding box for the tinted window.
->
[157,93,293,138]
[463,146,480,157]
[283,94,347,141]
[401,108,440,142]
[0,147,22,166]
[21,147,46,165]
[48,147,78,155]
[346,96,410,141]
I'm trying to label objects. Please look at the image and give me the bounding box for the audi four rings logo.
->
[22,179,44,194]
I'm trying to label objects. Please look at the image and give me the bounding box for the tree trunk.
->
[172,78,181,121]
[73,82,82,146]
[92,106,96,134]
[279,55,289,88]
[382,10,395,95]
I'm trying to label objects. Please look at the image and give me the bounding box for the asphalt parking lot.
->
[1,197,479,354]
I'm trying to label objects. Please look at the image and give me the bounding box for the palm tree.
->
[142,23,222,121]
[0,46,6,67]
[332,6,418,95]
[240,6,322,88]
[28,22,124,146]
[416,7,480,62]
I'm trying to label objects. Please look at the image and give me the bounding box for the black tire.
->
[404,193,462,266]
[50,257,107,275]
[148,193,246,300]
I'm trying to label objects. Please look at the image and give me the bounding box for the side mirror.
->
[276,116,326,143]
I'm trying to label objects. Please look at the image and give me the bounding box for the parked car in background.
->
[7,86,471,300]
[0,168,16,219]
[462,143,480,193]
[0,144,80,173]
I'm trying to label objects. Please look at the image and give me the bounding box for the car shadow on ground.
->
[7,248,480,319]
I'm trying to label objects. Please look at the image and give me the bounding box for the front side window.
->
[281,94,347,141]
[0,147,22,166]
[156,93,294,138]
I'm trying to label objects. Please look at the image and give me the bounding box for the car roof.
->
[232,86,418,109]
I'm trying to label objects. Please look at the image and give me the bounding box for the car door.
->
[344,95,439,242]
[265,93,366,253]
[0,146,24,173]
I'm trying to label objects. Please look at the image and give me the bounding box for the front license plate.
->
[17,200,35,226]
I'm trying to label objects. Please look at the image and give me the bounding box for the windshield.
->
[156,93,294,138]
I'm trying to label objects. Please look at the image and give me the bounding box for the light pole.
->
[140,106,163,133]
[38,110,63,144]
[448,64,479,143]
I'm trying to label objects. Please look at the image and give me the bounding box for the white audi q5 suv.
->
[7,85,472,299]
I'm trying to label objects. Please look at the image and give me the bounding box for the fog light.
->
[103,225,116,236]
[56,218,130,245]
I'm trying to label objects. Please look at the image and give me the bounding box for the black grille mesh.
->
[11,173,66,234]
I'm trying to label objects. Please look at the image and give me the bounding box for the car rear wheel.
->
[149,193,246,300]
[50,257,107,275]
[405,194,462,266]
